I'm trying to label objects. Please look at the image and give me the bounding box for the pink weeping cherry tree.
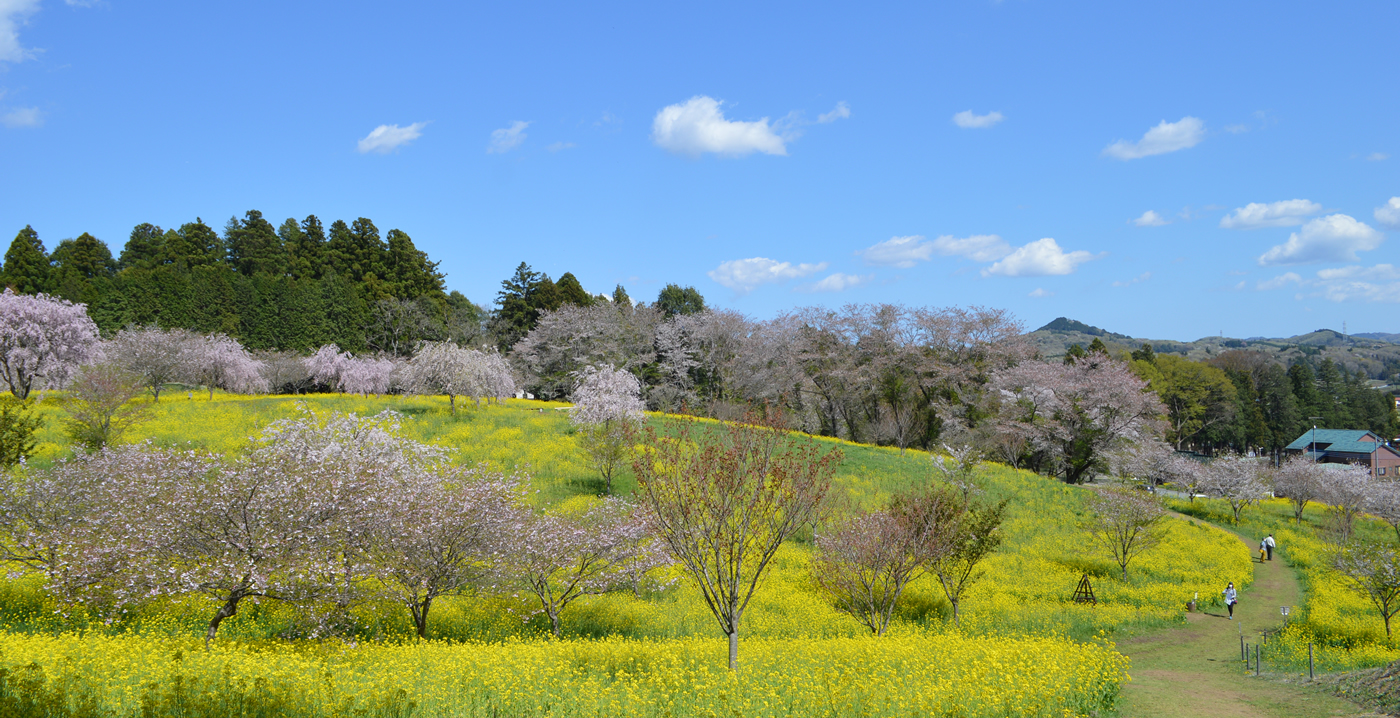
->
[569,364,646,493]
[304,344,397,397]
[0,290,101,399]
[189,333,267,399]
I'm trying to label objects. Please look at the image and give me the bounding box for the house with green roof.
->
[1284,429,1400,478]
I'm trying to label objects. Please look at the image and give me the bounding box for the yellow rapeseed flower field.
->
[0,393,1253,716]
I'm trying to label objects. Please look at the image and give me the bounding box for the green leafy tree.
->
[62,363,150,451]
[224,211,285,277]
[611,284,632,309]
[385,229,445,299]
[0,226,51,294]
[290,215,327,280]
[656,284,705,316]
[1132,355,1237,450]
[118,223,166,272]
[931,497,1008,627]
[555,272,594,308]
[50,233,118,305]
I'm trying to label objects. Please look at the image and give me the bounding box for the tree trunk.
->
[951,598,961,628]
[208,385,215,400]
[449,394,456,416]
[411,596,433,639]
[550,609,562,639]
[727,629,739,671]
[206,595,242,649]
[153,384,162,402]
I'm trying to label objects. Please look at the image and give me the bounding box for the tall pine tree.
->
[0,226,51,294]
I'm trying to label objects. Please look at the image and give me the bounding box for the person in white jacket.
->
[1264,534,1276,561]
[1222,582,1238,619]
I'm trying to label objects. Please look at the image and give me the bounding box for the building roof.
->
[1285,429,1384,451]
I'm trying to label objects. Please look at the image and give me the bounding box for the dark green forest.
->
[1,213,481,352]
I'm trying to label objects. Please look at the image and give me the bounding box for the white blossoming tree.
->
[0,290,101,399]
[569,364,645,494]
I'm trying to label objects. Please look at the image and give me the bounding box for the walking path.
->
[1115,527,1376,717]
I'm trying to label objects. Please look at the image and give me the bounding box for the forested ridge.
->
[0,213,480,352]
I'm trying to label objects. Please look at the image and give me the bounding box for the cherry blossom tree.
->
[402,342,495,414]
[932,444,984,504]
[1200,456,1271,524]
[1333,540,1400,638]
[108,325,198,401]
[304,344,348,391]
[145,409,446,646]
[257,350,315,394]
[369,465,526,639]
[1086,487,1168,580]
[812,488,961,636]
[304,344,397,397]
[189,334,267,399]
[1319,464,1375,543]
[1368,480,1400,544]
[570,364,645,493]
[0,290,101,399]
[1273,456,1328,525]
[991,356,1164,484]
[0,444,215,609]
[506,498,666,638]
[632,410,842,670]
[513,303,661,400]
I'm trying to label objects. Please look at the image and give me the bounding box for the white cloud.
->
[1102,116,1205,160]
[817,101,850,124]
[1367,153,1388,161]
[930,234,1012,262]
[1225,124,1250,134]
[1219,199,1321,229]
[1028,288,1052,298]
[652,96,787,157]
[982,238,1097,277]
[1256,273,1302,291]
[806,272,872,292]
[487,120,530,154]
[356,122,427,154]
[859,235,933,267]
[1112,272,1151,287]
[1257,214,1384,266]
[1263,265,1400,303]
[0,105,41,128]
[546,141,576,152]
[1375,197,1400,229]
[0,0,39,64]
[707,257,827,292]
[1132,210,1169,227]
[952,110,1004,129]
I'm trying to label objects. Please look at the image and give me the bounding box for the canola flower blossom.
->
[0,631,1126,718]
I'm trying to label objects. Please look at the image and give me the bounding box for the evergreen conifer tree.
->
[0,225,51,294]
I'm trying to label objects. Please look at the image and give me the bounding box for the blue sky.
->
[1,0,1396,340]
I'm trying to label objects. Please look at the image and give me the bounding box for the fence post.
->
[1240,634,1245,661]
[1309,642,1314,680]
[1245,643,1250,670]
[1255,644,1261,676]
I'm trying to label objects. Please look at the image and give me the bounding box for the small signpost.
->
[1072,575,1096,605]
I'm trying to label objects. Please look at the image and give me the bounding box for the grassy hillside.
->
[0,393,1253,717]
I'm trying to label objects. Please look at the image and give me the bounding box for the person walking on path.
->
[1258,539,1267,563]
[1264,534,1275,561]
[1222,582,1238,619]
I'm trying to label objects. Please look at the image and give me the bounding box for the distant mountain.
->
[1025,318,1400,382]
[1034,317,1127,338]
